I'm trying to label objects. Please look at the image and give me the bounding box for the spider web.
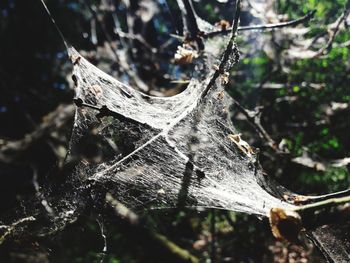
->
[67,34,294,216]
[1,2,348,262]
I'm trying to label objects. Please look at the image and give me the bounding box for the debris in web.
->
[67,26,294,216]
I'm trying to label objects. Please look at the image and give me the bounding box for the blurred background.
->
[0,0,349,262]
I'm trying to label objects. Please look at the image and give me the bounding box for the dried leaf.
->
[269,208,302,243]
[217,91,225,100]
[215,20,231,30]
[220,72,230,85]
[70,54,81,65]
[228,134,255,158]
[174,45,199,64]
[88,84,103,99]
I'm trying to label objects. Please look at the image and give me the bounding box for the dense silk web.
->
[67,35,294,216]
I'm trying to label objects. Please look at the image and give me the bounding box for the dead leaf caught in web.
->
[228,134,255,158]
[174,45,199,64]
[269,208,302,243]
[215,20,231,30]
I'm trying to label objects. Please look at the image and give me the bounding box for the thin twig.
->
[210,209,217,262]
[201,0,242,99]
[294,195,350,214]
[73,99,143,126]
[231,98,277,149]
[312,1,350,58]
[106,193,199,263]
[293,189,350,205]
[0,217,36,245]
[176,0,204,49]
[96,218,107,263]
[179,0,200,37]
[84,2,119,59]
[204,10,316,38]
[0,104,74,163]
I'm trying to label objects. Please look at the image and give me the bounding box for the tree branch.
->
[73,98,143,126]
[231,98,278,150]
[0,104,74,163]
[311,1,350,58]
[201,0,241,99]
[106,193,199,263]
[294,195,350,214]
[0,217,36,245]
[176,0,204,49]
[203,10,316,39]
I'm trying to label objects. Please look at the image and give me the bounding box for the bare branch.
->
[176,0,204,49]
[284,1,350,59]
[176,0,200,37]
[231,98,278,150]
[0,104,74,163]
[311,2,350,58]
[291,189,350,205]
[0,217,36,245]
[106,193,199,263]
[203,10,316,39]
[201,0,242,99]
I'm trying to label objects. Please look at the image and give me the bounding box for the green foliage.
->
[229,0,350,198]
[298,167,350,193]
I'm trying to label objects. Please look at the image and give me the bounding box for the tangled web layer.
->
[68,35,294,217]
